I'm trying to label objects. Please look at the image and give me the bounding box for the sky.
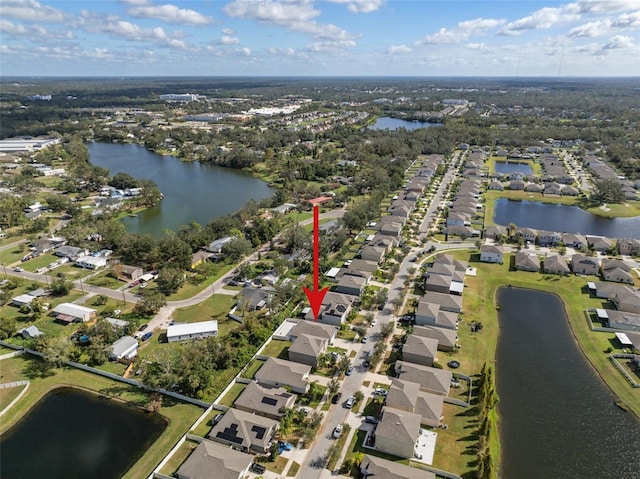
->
[1,0,639,77]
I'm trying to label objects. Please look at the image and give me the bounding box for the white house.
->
[76,255,108,270]
[109,336,138,361]
[480,244,503,264]
[51,303,96,323]
[167,320,218,342]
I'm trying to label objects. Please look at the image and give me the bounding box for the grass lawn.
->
[190,409,221,437]
[171,294,239,332]
[287,461,300,477]
[85,270,126,289]
[20,253,58,272]
[54,263,95,280]
[0,355,203,479]
[159,440,198,476]
[261,340,292,359]
[242,359,265,379]
[166,263,234,301]
[263,455,288,474]
[218,383,246,407]
[0,383,26,411]
[585,200,640,218]
[289,211,313,224]
[337,330,357,341]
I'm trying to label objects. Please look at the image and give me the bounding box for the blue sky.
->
[1,0,639,76]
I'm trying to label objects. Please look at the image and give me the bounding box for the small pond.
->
[496,287,640,479]
[493,199,640,238]
[368,116,442,131]
[494,161,533,175]
[0,387,167,479]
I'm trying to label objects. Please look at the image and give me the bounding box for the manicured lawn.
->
[190,409,220,438]
[263,455,289,474]
[85,270,126,289]
[159,440,198,476]
[586,200,640,218]
[20,253,58,272]
[287,461,300,477]
[54,263,95,280]
[218,383,246,407]
[166,263,234,301]
[0,355,203,479]
[0,383,26,411]
[261,340,292,359]
[242,359,265,379]
[172,294,237,324]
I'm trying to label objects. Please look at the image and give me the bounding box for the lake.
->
[494,161,533,175]
[368,116,442,131]
[88,142,274,236]
[0,387,167,479]
[493,199,640,238]
[496,287,640,479]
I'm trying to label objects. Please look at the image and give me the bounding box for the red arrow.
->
[303,205,329,321]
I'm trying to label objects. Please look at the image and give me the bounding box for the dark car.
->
[138,324,148,332]
[345,366,353,376]
[364,416,379,424]
[141,331,153,342]
[331,392,342,404]
[250,463,266,474]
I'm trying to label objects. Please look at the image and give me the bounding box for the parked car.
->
[373,388,388,396]
[332,424,343,439]
[141,331,153,341]
[364,416,379,424]
[138,324,148,331]
[250,463,266,474]
[361,336,368,343]
[331,393,342,404]
[345,366,353,376]
[13,267,24,272]
[345,396,355,409]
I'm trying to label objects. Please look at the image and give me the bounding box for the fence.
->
[609,354,640,388]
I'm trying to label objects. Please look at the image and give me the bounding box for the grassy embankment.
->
[0,355,203,479]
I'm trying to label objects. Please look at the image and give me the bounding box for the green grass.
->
[159,440,198,476]
[20,253,58,272]
[171,294,239,331]
[85,270,126,289]
[261,340,292,359]
[242,359,265,379]
[218,383,246,407]
[190,409,221,437]
[54,263,95,280]
[0,355,203,479]
[166,263,234,301]
[287,461,300,476]
[0,383,26,411]
[264,455,288,474]
[585,200,640,218]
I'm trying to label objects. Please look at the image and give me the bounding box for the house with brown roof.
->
[335,274,367,296]
[234,381,296,420]
[587,235,614,252]
[563,233,587,249]
[480,244,503,263]
[601,259,634,284]
[411,325,457,351]
[514,251,540,272]
[386,378,444,428]
[394,361,452,396]
[375,407,421,458]
[571,254,599,275]
[401,334,438,367]
[254,357,310,394]
[543,254,570,275]
[618,238,640,256]
[360,245,387,264]
[415,301,458,330]
[208,408,279,454]
[176,439,253,479]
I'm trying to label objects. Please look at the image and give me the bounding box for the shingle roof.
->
[234,382,295,418]
[177,439,253,479]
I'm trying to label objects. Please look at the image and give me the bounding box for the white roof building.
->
[51,303,96,323]
[109,336,138,361]
[76,255,108,270]
[167,320,218,342]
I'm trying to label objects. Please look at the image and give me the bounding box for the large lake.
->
[368,116,442,131]
[88,142,274,237]
[496,287,640,479]
[493,199,640,238]
[0,387,167,479]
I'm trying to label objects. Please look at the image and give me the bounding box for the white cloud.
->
[223,0,356,45]
[386,44,412,54]
[568,20,607,37]
[499,7,574,35]
[569,11,640,37]
[222,27,235,35]
[465,42,486,50]
[611,10,640,28]
[124,0,214,25]
[567,0,640,14]
[220,35,240,44]
[306,39,356,52]
[0,19,73,39]
[326,0,385,14]
[602,34,636,48]
[420,17,504,44]
[0,0,66,22]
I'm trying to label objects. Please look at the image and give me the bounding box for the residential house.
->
[51,303,96,324]
[288,320,337,344]
[234,381,296,420]
[368,234,399,250]
[601,259,634,284]
[587,235,614,252]
[254,357,310,394]
[76,255,108,270]
[513,227,537,244]
[444,225,475,238]
[167,321,218,342]
[562,233,587,249]
[612,288,640,314]
[117,264,143,281]
[386,378,444,428]
[411,325,458,352]
[17,325,43,339]
[525,183,543,193]
[514,252,540,272]
[378,221,403,237]
[360,245,386,264]
[603,310,640,332]
[415,301,458,330]
[618,238,640,256]
[335,274,367,296]
[305,291,355,326]
[54,245,86,260]
[480,244,503,263]
[394,361,452,396]
[208,408,279,454]
[446,212,470,227]
[537,231,562,247]
[288,333,328,368]
[109,336,138,361]
[571,254,599,275]
[509,180,525,190]
[424,274,453,295]
[543,183,563,195]
[488,181,504,191]
[375,407,421,459]
[206,236,234,253]
[402,334,438,367]
[483,225,506,240]
[191,250,212,269]
[347,259,378,273]
[176,439,253,479]
[422,291,463,313]
[543,254,570,275]
[561,185,579,196]
[238,288,271,311]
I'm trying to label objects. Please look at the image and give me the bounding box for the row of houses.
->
[488,179,579,196]
[444,178,483,238]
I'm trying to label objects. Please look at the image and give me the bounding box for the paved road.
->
[419,151,462,235]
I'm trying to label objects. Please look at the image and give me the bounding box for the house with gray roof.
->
[415,301,458,330]
[234,381,296,420]
[543,254,570,275]
[513,227,537,243]
[618,238,640,256]
[612,287,640,314]
[360,245,387,264]
[538,231,562,247]
[603,310,640,332]
[514,251,540,272]
[562,233,587,249]
[571,254,599,275]
[347,259,378,273]
[288,320,337,344]
[208,408,279,454]
[375,407,421,459]
[254,357,310,394]
[411,325,458,351]
[238,288,271,311]
[422,291,462,313]
[484,225,506,240]
[54,245,87,260]
[394,361,452,396]
[305,291,355,326]
[601,259,634,284]
[424,274,453,295]
[386,378,444,428]
[402,334,438,367]
[109,336,138,361]
[17,325,43,339]
[587,235,614,252]
[176,439,253,479]
[335,274,367,296]
[288,333,328,367]
[480,244,503,263]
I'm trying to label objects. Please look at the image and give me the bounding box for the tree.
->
[592,179,624,204]
[221,237,252,261]
[337,356,351,374]
[156,266,185,296]
[0,316,17,339]
[381,322,395,339]
[328,378,340,397]
[50,275,72,296]
[134,289,167,315]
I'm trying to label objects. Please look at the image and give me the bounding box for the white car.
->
[370,319,377,327]
[332,424,343,439]
[374,388,388,396]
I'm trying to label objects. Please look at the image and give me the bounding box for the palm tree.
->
[328,378,340,397]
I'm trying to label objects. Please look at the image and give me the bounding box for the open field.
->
[171,294,238,326]
[0,355,203,479]
[166,263,234,301]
